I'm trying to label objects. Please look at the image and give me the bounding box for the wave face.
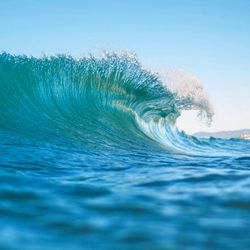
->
[0,52,250,250]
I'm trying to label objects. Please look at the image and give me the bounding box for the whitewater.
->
[0,52,250,250]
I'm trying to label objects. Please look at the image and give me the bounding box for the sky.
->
[0,0,249,133]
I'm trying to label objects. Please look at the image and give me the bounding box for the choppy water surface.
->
[0,53,250,250]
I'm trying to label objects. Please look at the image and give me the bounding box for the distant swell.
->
[0,52,213,153]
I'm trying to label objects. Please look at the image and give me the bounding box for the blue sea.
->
[0,52,250,250]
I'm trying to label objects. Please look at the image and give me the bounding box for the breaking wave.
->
[0,52,214,153]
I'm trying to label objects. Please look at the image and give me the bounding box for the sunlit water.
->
[1,53,250,250]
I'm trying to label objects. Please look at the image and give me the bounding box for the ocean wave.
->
[0,52,213,152]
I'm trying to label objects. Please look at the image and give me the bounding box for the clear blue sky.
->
[1,0,249,133]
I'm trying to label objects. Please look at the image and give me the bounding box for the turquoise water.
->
[0,53,250,250]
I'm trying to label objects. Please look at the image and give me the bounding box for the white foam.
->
[160,68,214,124]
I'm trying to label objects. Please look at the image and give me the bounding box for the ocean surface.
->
[0,53,250,250]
